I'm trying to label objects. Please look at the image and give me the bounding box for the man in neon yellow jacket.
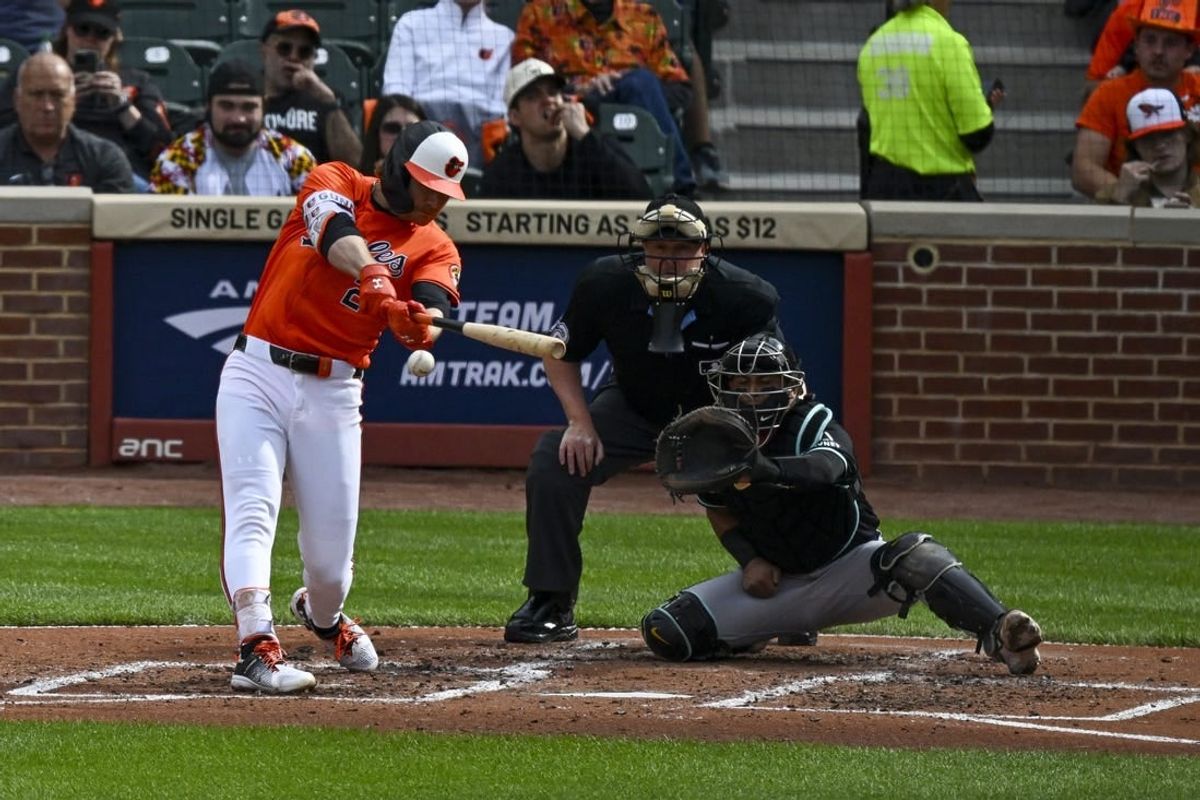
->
[857,0,1000,200]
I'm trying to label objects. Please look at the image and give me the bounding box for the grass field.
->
[1,505,1197,798]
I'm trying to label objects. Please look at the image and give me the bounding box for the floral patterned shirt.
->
[150,125,315,196]
[513,0,689,85]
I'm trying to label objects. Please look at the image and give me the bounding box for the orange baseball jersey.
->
[244,161,462,368]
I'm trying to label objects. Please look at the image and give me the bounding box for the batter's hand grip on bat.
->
[413,313,567,360]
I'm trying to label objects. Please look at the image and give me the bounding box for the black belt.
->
[234,334,364,379]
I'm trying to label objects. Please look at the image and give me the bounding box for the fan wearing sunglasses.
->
[0,0,172,189]
[260,9,361,167]
[358,94,427,175]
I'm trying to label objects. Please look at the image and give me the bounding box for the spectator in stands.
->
[481,58,651,199]
[1074,0,1200,201]
[0,0,66,54]
[0,52,134,192]
[150,59,314,196]
[1101,87,1200,205]
[857,0,998,200]
[513,0,698,197]
[0,0,173,188]
[1083,0,1200,102]
[382,0,512,171]
[359,94,427,175]
[260,9,362,167]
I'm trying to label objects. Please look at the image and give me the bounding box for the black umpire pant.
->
[523,384,666,595]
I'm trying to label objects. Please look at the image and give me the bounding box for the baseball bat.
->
[414,313,567,360]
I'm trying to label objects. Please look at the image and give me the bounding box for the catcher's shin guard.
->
[640,592,721,661]
[869,531,1008,650]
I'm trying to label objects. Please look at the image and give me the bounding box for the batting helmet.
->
[380,120,468,213]
[707,333,807,443]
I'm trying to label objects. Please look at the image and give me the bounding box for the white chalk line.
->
[4,659,552,706]
[3,653,1198,747]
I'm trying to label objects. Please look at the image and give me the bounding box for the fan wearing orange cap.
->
[1074,0,1200,202]
[217,121,469,694]
[1103,86,1200,205]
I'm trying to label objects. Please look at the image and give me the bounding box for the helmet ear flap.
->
[381,145,414,214]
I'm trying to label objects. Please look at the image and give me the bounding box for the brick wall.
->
[0,223,93,468]
[871,239,1199,488]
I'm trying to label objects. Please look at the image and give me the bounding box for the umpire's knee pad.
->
[640,591,721,662]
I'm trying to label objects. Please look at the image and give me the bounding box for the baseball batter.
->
[218,120,468,693]
[643,334,1044,674]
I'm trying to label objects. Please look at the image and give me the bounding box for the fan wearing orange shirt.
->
[217,120,469,694]
[1074,0,1200,201]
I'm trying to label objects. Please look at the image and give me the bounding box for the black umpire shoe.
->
[504,591,579,644]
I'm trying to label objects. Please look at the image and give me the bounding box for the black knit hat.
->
[207,59,263,101]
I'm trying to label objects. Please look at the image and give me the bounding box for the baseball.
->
[406,350,436,377]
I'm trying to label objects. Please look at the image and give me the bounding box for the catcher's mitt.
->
[654,406,759,495]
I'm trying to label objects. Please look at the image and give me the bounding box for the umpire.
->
[504,193,783,643]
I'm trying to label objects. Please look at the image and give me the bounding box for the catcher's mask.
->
[707,333,807,444]
[622,194,712,354]
[380,120,468,214]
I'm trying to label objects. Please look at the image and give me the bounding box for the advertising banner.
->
[111,242,845,430]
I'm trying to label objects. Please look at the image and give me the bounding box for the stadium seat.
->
[646,0,691,65]
[216,38,365,131]
[231,0,382,69]
[120,37,207,133]
[118,0,234,67]
[486,0,528,30]
[597,102,673,197]
[0,38,30,88]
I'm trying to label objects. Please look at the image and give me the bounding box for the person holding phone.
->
[0,52,135,192]
[0,0,173,189]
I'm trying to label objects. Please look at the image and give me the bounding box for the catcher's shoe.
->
[504,591,578,644]
[231,634,316,694]
[992,610,1043,675]
[290,587,379,672]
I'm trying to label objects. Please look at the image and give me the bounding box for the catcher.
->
[643,333,1044,675]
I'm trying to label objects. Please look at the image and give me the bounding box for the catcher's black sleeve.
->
[771,448,855,490]
[717,525,758,568]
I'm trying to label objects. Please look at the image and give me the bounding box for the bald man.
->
[0,52,134,192]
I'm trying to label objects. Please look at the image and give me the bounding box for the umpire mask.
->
[626,194,711,354]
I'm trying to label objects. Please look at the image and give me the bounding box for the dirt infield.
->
[2,465,1198,753]
[1,626,1197,754]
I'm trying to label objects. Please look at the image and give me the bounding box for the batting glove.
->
[358,264,396,321]
[385,299,435,350]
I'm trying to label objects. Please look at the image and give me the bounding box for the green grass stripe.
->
[1,506,1197,645]
[1,720,1198,799]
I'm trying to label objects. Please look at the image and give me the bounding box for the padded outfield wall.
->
[0,188,1195,487]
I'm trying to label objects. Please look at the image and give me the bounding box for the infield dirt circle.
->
[2,466,1198,755]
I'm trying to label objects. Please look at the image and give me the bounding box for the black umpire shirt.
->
[0,123,135,193]
[480,130,651,200]
[556,254,781,426]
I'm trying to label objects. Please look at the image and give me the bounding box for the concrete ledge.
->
[1130,207,1200,245]
[0,187,93,223]
[863,202,1134,243]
